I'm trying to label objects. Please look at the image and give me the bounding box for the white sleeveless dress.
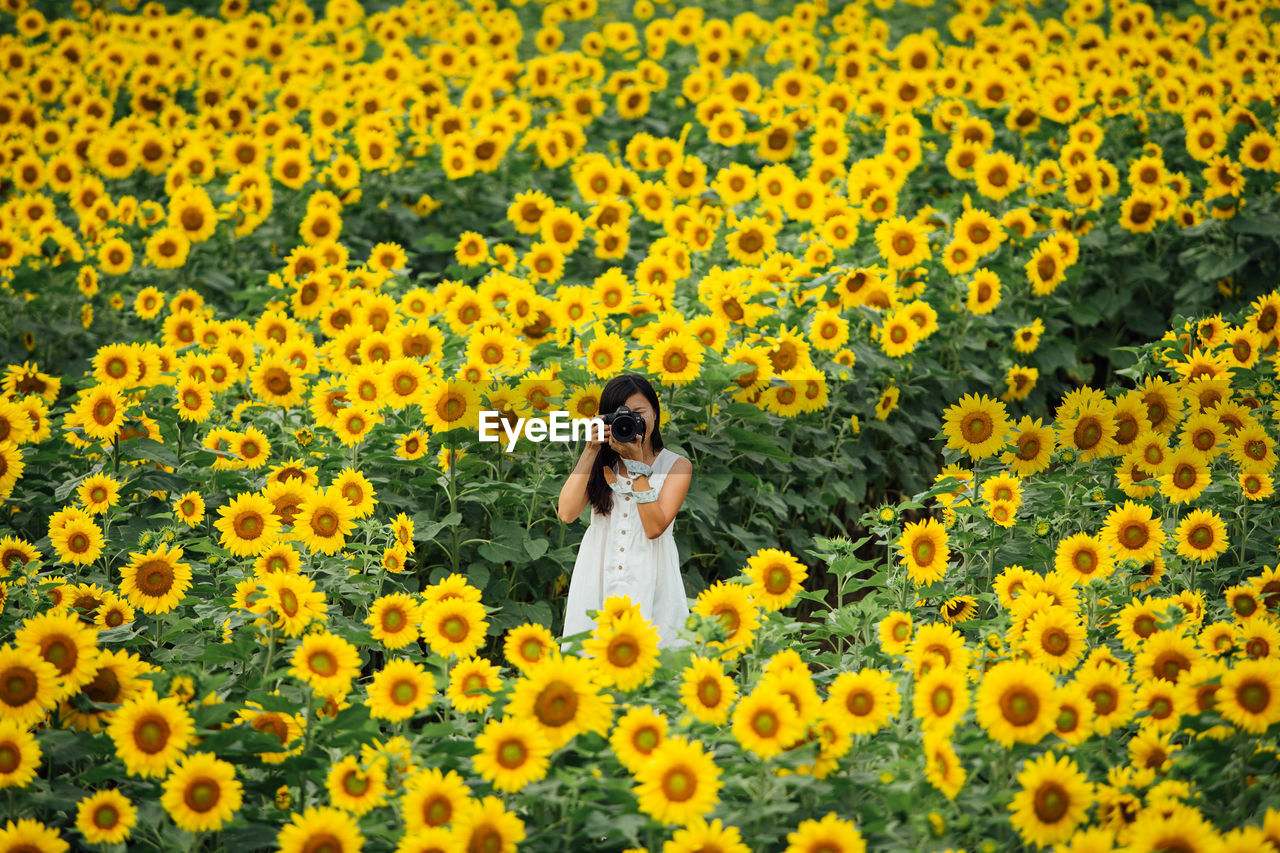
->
[561,447,690,649]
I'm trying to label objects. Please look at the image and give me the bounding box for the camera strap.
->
[621,458,653,479]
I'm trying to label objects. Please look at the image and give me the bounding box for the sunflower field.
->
[2,0,1280,849]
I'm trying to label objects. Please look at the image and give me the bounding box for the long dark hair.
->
[587,374,664,517]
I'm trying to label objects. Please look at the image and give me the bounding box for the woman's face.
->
[622,391,655,446]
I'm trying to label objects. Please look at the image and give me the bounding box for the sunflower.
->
[976,660,1057,747]
[921,729,966,800]
[633,735,721,826]
[1052,683,1096,746]
[160,752,242,833]
[506,654,613,749]
[1008,751,1094,848]
[873,216,931,270]
[107,692,195,778]
[691,581,760,659]
[1158,446,1212,504]
[402,768,471,833]
[582,610,661,691]
[0,718,40,790]
[897,518,950,587]
[289,630,362,698]
[118,545,193,614]
[76,473,120,516]
[877,611,913,656]
[366,593,420,650]
[453,796,525,853]
[1215,657,1280,734]
[1022,608,1086,674]
[1001,416,1056,476]
[1054,533,1115,584]
[447,657,503,714]
[731,688,805,759]
[75,789,136,845]
[913,666,969,734]
[942,393,1011,459]
[14,611,99,692]
[1239,468,1274,501]
[325,755,386,816]
[420,597,489,659]
[966,268,1002,314]
[1173,509,1228,563]
[826,668,901,735]
[678,656,737,725]
[48,514,104,567]
[422,379,482,433]
[295,486,357,556]
[744,547,807,610]
[503,623,557,674]
[277,806,363,853]
[1232,425,1276,470]
[909,622,972,676]
[1101,501,1166,564]
[260,572,325,637]
[98,238,133,276]
[878,311,921,358]
[666,818,750,853]
[1074,667,1135,736]
[779,813,866,853]
[71,386,128,443]
[363,658,435,723]
[250,353,306,408]
[215,492,281,557]
[470,715,552,794]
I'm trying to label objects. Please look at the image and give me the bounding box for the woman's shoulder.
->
[658,447,691,470]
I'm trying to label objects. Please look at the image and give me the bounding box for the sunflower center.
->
[931,686,953,715]
[712,606,740,635]
[1239,680,1270,713]
[1042,629,1069,655]
[138,559,175,595]
[1121,522,1148,548]
[93,804,120,829]
[848,692,873,716]
[441,615,467,642]
[235,511,263,538]
[963,412,993,442]
[1033,783,1069,823]
[392,679,418,705]
[1074,417,1102,449]
[661,765,695,801]
[1072,548,1097,574]
[300,833,342,853]
[185,778,221,812]
[309,650,337,677]
[1000,688,1039,725]
[1,667,36,707]
[136,716,171,753]
[534,681,578,728]
[1173,464,1197,489]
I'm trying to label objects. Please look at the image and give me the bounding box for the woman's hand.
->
[610,434,643,460]
[587,421,611,449]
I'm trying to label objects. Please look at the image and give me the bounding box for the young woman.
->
[557,374,692,648]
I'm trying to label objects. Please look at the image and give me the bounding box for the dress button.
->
[619,547,624,552]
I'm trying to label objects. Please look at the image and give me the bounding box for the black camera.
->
[601,406,645,443]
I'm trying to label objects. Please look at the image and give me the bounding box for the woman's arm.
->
[630,457,692,539]
[557,443,602,523]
